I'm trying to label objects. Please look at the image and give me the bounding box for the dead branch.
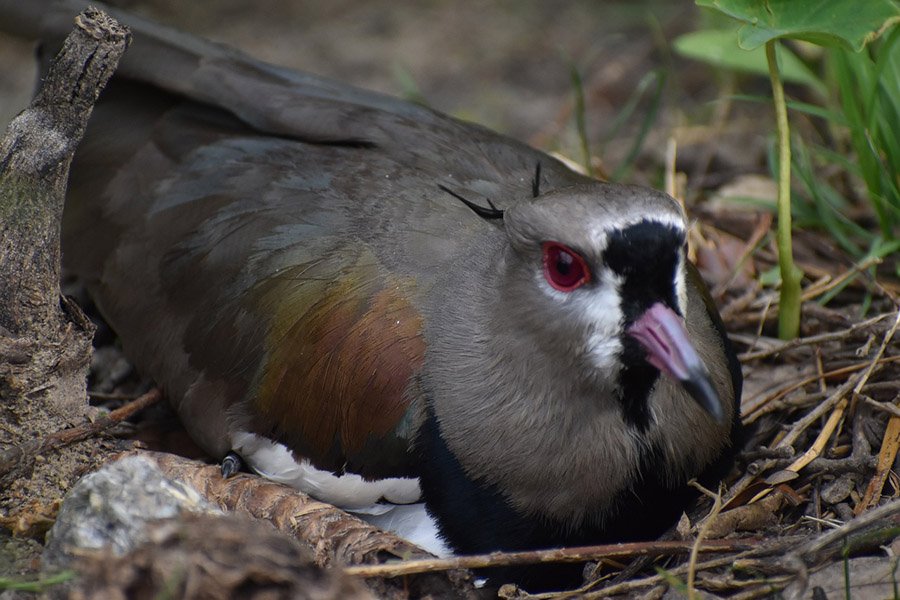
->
[342,538,762,579]
[139,450,478,599]
[0,7,130,334]
[0,6,129,517]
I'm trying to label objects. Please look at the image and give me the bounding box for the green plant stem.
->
[766,41,803,340]
[0,572,74,592]
[568,62,594,178]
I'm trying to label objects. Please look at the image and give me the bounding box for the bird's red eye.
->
[541,241,590,292]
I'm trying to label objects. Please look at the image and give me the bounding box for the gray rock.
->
[42,454,216,569]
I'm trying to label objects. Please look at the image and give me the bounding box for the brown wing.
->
[251,259,426,477]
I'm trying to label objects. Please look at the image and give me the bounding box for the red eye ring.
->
[541,241,591,292]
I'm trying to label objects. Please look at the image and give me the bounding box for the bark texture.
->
[0,8,129,532]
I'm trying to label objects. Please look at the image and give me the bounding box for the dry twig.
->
[0,388,160,477]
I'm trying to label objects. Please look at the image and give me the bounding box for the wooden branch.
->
[0,6,130,335]
[343,538,762,579]
[139,450,478,599]
[0,6,130,512]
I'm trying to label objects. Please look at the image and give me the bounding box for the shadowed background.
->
[0,0,766,191]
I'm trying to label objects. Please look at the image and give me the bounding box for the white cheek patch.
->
[231,431,421,508]
[675,252,688,315]
[581,269,625,371]
[536,265,624,372]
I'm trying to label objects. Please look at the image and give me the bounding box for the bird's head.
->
[499,182,724,427]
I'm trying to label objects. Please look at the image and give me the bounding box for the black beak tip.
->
[681,372,726,425]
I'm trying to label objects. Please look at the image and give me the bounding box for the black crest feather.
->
[438,184,504,220]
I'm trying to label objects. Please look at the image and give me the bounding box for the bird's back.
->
[47,0,591,476]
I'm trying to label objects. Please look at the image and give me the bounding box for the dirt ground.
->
[1,1,899,598]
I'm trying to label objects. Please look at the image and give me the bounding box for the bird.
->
[3,0,742,590]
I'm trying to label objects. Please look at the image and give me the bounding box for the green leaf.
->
[674,30,825,92]
[696,0,900,51]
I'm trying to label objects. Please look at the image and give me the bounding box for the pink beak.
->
[628,302,725,423]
